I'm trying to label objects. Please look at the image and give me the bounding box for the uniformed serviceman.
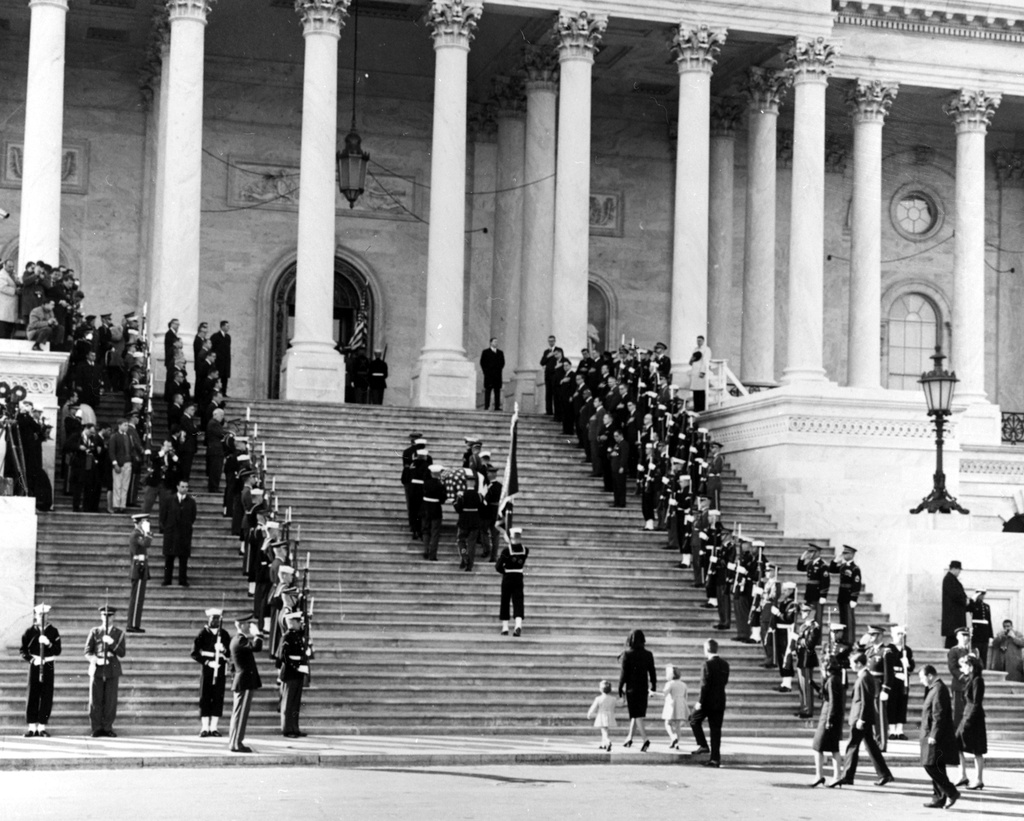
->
[191,607,231,737]
[496,527,529,636]
[797,544,831,625]
[268,564,299,660]
[228,620,263,753]
[773,582,799,692]
[277,610,312,737]
[967,590,993,668]
[705,441,724,509]
[794,603,822,719]
[830,545,862,645]
[863,625,890,750]
[84,605,127,737]
[455,468,482,572]
[420,464,447,561]
[126,513,151,633]
[886,625,915,741]
[20,603,62,737]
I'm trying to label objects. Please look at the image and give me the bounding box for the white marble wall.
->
[0,497,37,649]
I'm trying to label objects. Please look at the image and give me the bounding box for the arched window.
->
[587,281,610,355]
[886,293,939,390]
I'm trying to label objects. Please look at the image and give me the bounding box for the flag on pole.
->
[497,404,519,532]
[345,292,368,352]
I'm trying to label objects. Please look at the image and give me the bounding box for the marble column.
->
[412,0,483,408]
[847,80,898,389]
[669,23,726,384]
[18,0,70,272]
[550,10,605,357]
[781,37,836,384]
[944,89,1001,404]
[281,0,351,402]
[515,44,558,411]
[490,75,526,406]
[153,0,214,374]
[739,68,788,385]
[708,97,742,366]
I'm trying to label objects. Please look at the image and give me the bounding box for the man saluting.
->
[228,620,263,753]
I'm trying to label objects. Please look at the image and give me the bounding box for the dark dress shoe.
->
[24,730,37,738]
[809,778,825,788]
[210,730,222,737]
[126,627,145,633]
[91,730,104,738]
[923,800,946,809]
[200,730,210,738]
[231,745,253,753]
[874,775,894,787]
[703,760,721,768]
[946,792,960,809]
[283,732,300,738]
[690,746,710,755]
[966,782,984,791]
[106,731,117,738]
[179,581,190,588]
[826,779,845,789]
[37,730,50,737]
[640,740,650,753]
[513,627,521,637]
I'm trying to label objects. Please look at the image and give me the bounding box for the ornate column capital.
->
[710,96,743,138]
[553,9,607,63]
[847,79,899,124]
[944,89,1001,134]
[742,66,789,115]
[993,150,1024,185]
[784,36,838,85]
[523,43,559,91]
[492,74,526,119]
[670,23,726,74]
[139,1,172,109]
[166,0,215,24]
[295,0,350,36]
[427,0,482,50]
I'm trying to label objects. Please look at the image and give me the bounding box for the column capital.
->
[553,9,607,63]
[522,43,559,89]
[993,149,1024,185]
[468,100,497,142]
[139,2,172,110]
[670,23,726,74]
[742,66,789,115]
[944,89,1001,134]
[492,74,526,119]
[710,96,743,137]
[295,0,350,36]
[427,0,482,50]
[167,0,215,24]
[28,0,69,10]
[784,36,838,84]
[847,79,899,124]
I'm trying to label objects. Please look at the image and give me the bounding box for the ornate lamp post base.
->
[909,487,970,515]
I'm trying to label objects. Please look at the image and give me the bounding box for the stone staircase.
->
[2,399,1022,738]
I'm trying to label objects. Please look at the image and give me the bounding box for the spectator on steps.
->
[209,320,232,396]
[27,297,58,351]
[0,258,19,338]
[206,408,227,493]
[108,418,133,514]
[160,478,197,587]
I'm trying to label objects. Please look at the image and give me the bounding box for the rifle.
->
[300,552,313,685]
[37,607,46,684]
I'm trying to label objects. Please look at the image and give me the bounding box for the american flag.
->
[345,293,368,352]
[497,405,519,531]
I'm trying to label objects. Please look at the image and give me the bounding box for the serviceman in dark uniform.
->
[967,589,993,668]
[268,565,299,660]
[368,349,388,405]
[126,513,151,633]
[455,468,482,572]
[277,610,312,738]
[886,625,915,741]
[228,620,263,753]
[794,603,821,719]
[610,428,629,508]
[705,441,724,509]
[400,431,423,538]
[864,625,890,749]
[191,607,231,737]
[421,463,447,561]
[773,581,798,692]
[830,545,862,646]
[84,605,127,737]
[496,527,529,636]
[480,465,502,562]
[20,603,62,737]
[731,544,756,644]
[797,544,831,624]
[407,447,432,543]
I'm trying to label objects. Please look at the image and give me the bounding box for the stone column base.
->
[511,369,541,414]
[0,497,37,648]
[411,354,477,409]
[280,344,346,403]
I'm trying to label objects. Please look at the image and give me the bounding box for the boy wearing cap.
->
[85,606,127,737]
[20,604,62,737]
[496,528,529,636]
[126,513,152,633]
[191,608,232,737]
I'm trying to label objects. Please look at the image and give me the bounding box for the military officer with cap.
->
[191,608,231,737]
[496,527,529,636]
[20,603,62,737]
[277,610,312,737]
[829,545,862,645]
[705,441,724,509]
[652,341,671,379]
[887,625,915,740]
[126,513,152,633]
[407,446,432,542]
[228,619,263,753]
[967,589,993,668]
[455,468,483,571]
[863,624,890,749]
[797,543,831,625]
[85,605,127,737]
[421,464,447,561]
[269,564,299,660]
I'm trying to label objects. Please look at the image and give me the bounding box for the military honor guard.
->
[455,468,482,572]
[420,463,447,561]
[794,604,821,719]
[772,582,798,692]
[967,589,993,668]
[20,603,62,737]
[84,605,127,737]
[126,513,152,633]
[797,544,831,624]
[191,608,232,737]
[705,441,723,509]
[228,620,263,753]
[863,625,890,749]
[829,545,862,645]
[496,527,529,637]
[400,432,425,538]
[277,611,312,737]
[887,625,915,741]
[268,564,299,660]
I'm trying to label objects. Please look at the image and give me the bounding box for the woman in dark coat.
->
[956,655,987,790]
[618,629,657,751]
[810,654,845,786]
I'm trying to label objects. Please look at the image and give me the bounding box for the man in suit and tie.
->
[228,620,263,753]
[836,651,894,786]
[209,320,232,396]
[480,337,505,411]
[164,318,180,378]
[160,479,198,587]
[918,664,962,809]
[689,638,730,767]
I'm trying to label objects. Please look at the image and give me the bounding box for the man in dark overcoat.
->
[918,664,962,809]
[160,478,197,587]
[941,560,969,649]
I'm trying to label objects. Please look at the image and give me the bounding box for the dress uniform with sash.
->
[277,611,312,737]
[420,464,447,561]
[191,608,231,737]
[20,603,62,737]
[829,545,862,645]
[84,605,127,737]
[496,528,529,636]
[126,513,151,633]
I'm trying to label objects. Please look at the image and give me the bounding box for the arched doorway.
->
[267,258,374,399]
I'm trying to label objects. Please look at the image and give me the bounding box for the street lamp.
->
[910,345,970,515]
[337,0,369,208]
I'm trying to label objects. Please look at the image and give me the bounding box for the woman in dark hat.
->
[618,629,657,751]
[956,654,987,790]
[811,650,846,787]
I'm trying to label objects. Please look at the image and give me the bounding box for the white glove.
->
[39,636,51,647]
[850,602,857,609]
[102,635,114,646]
[819,597,827,605]
[880,692,889,702]
[248,624,261,638]
[207,661,218,669]
[215,644,226,655]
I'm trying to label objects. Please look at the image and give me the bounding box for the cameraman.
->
[26,297,59,351]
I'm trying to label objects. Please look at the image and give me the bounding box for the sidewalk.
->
[3,733,1024,771]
